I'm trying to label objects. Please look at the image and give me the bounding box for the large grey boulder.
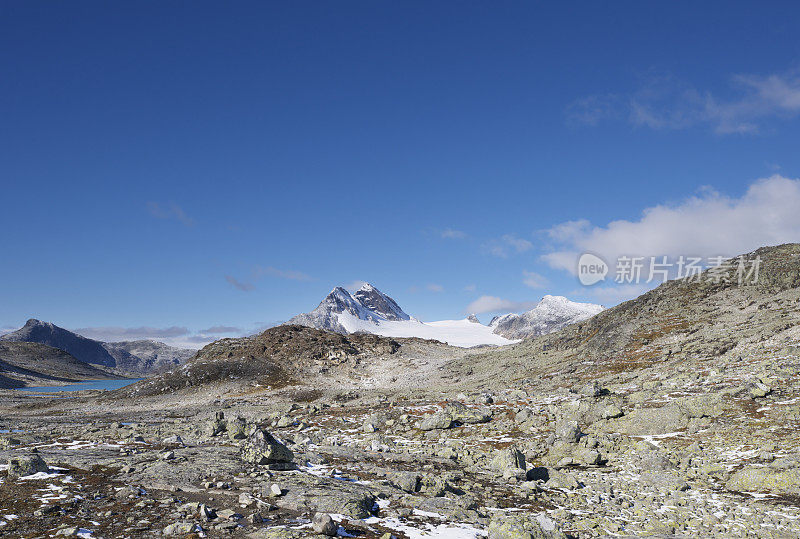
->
[726,467,800,496]
[418,411,453,431]
[7,454,49,479]
[488,513,566,539]
[239,429,294,465]
[445,401,492,424]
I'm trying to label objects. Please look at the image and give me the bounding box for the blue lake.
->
[15,379,142,393]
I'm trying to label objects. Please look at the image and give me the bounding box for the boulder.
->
[555,420,581,443]
[418,411,453,431]
[490,447,527,477]
[7,454,49,479]
[312,513,338,536]
[488,513,566,539]
[445,401,492,424]
[726,467,800,496]
[239,429,294,465]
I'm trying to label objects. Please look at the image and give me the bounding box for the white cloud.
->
[543,175,800,275]
[147,201,194,226]
[441,228,467,239]
[426,283,444,293]
[569,70,800,134]
[73,325,190,341]
[463,284,477,292]
[198,325,241,334]
[522,270,549,289]
[484,234,534,258]
[577,284,654,306]
[345,280,368,291]
[225,275,255,292]
[465,295,538,314]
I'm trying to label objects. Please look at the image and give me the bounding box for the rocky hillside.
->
[0,342,118,389]
[116,325,405,397]
[0,319,194,375]
[458,243,800,387]
[1,319,117,368]
[101,340,195,374]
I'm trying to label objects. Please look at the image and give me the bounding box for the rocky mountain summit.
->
[288,284,410,334]
[489,295,604,340]
[289,283,600,347]
[0,319,193,375]
[1,319,117,368]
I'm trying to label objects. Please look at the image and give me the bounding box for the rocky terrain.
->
[1,244,799,538]
[1,319,195,375]
[0,342,119,389]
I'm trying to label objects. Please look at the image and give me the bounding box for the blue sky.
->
[2,2,800,346]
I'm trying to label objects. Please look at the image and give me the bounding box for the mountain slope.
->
[489,295,604,339]
[0,341,119,388]
[1,319,117,367]
[101,340,195,374]
[457,243,800,386]
[0,319,194,375]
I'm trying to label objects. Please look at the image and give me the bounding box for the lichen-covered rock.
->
[555,420,581,443]
[445,401,492,424]
[726,467,800,496]
[418,411,453,431]
[239,429,294,465]
[7,454,49,479]
[227,417,248,440]
[488,513,566,539]
[490,447,526,476]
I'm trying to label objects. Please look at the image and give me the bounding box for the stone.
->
[418,411,453,431]
[227,417,248,440]
[270,483,283,496]
[445,401,492,424]
[162,435,184,446]
[726,467,800,496]
[555,420,581,443]
[488,512,566,538]
[312,513,338,536]
[240,429,294,465]
[7,454,49,479]
[162,522,201,536]
[389,471,420,493]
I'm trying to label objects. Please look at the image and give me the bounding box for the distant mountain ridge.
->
[489,295,604,339]
[0,341,119,389]
[0,319,194,375]
[287,283,603,347]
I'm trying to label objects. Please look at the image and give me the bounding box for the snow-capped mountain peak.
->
[353,282,410,321]
[490,295,604,339]
[288,285,603,347]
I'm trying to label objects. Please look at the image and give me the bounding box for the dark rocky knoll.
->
[116,324,403,397]
[0,341,118,388]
